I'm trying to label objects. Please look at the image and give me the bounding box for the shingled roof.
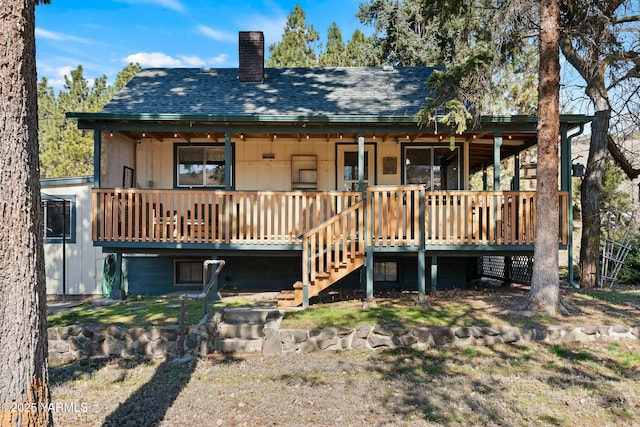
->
[100,66,436,118]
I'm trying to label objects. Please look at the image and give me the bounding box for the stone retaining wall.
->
[47,317,640,362]
[47,324,207,362]
[264,324,640,357]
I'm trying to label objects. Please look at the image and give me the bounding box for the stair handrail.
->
[178,259,225,357]
[301,200,364,307]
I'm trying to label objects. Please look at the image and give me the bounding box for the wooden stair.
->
[278,253,364,307]
[278,201,365,308]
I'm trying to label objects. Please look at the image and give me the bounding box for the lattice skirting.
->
[480,255,534,284]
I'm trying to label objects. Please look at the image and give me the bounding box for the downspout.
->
[566,123,585,289]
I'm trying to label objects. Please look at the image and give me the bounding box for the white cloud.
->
[124,52,231,67]
[179,55,205,67]
[115,0,185,13]
[125,52,183,67]
[35,28,91,44]
[242,14,287,48]
[197,25,236,42]
[208,54,228,65]
[56,66,75,78]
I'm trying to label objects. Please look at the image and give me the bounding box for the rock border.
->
[47,315,640,362]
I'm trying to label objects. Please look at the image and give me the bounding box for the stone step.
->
[218,323,264,340]
[222,308,281,324]
[216,338,263,353]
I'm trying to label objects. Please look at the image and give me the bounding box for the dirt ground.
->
[48,284,640,427]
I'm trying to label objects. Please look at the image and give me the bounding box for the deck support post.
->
[418,252,426,301]
[365,248,374,300]
[418,186,426,301]
[357,134,365,192]
[482,165,488,190]
[513,156,520,191]
[503,256,513,287]
[302,283,309,309]
[493,132,502,190]
[224,131,232,190]
[430,256,438,293]
[94,130,101,187]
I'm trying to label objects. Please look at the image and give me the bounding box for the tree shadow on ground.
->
[101,358,196,427]
[366,340,640,425]
[101,353,252,427]
[49,356,153,387]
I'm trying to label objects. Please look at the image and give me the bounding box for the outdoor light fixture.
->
[449,135,456,151]
[572,162,586,178]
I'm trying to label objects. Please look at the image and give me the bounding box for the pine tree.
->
[38,63,141,178]
[319,23,348,66]
[0,0,52,424]
[266,4,320,67]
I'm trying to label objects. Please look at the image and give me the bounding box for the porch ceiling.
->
[69,113,591,172]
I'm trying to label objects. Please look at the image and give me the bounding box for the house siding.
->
[121,252,480,296]
[42,177,103,297]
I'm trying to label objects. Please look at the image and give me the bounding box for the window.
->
[175,260,217,286]
[175,260,205,285]
[42,196,75,243]
[374,261,398,282]
[176,145,231,188]
[404,146,461,190]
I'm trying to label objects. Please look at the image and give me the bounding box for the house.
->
[42,176,104,299]
[67,32,591,307]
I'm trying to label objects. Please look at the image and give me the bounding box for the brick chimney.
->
[238,31,264,83]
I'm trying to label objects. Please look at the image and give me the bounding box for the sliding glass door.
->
[404,146,461,190]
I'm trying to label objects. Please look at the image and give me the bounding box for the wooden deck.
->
[92,187,569,249]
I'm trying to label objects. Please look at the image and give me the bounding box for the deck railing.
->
[92,189,361,244]
[92,188,568,247]
[366,188,569,247]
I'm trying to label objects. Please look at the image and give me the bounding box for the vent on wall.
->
[238,31,264,83]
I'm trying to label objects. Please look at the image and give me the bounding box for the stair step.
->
[316,272,330,279]
[216,338,263,353]
[218,323,265,340]
[222,308,281,324]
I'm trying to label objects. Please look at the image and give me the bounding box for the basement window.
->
[374,261,398,282]
[175,260,204,286]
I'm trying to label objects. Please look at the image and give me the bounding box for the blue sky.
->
[35,0,369,89]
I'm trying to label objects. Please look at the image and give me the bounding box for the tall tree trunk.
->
[517,0,568,314]
[579,105,611,288]
[0,1,52,426]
